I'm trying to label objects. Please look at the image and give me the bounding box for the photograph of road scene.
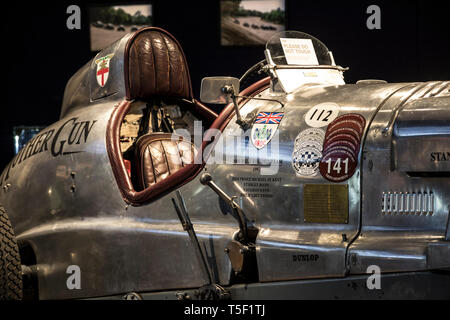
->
[221,0,285,46]
[89,4,152,51]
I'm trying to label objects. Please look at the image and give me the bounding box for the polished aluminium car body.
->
[0,27,449,300]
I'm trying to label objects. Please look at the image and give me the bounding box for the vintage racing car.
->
[1,27,450,300]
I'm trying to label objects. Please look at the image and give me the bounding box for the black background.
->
[2,0,449,169]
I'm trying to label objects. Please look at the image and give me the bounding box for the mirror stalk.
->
[222,85,250,130]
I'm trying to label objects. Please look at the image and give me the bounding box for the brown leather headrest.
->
[125,28,193,100]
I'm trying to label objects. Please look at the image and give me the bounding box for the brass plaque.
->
[303,184,349,224]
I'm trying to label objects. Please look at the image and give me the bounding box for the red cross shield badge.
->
[95,54,114,87]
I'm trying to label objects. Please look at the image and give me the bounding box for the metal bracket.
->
[171,191,213,285]
[195,284,230,300]
[200,173,249,243]
[122,292,143,300]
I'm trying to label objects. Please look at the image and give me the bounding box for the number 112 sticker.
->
[305,103,340,128]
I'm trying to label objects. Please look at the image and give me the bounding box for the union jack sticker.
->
[251,112,284,149]
[254,112,284,124]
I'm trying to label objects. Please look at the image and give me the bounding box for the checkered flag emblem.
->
[292,147,322,177]
[300,150,320,166]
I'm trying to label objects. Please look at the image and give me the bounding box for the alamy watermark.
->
[367,5,382,30]
[366,265,381,290]
[172,121,282,176]
[66,5,81,30]
[64,264,381,291]
[66,5,382,31]
[66,265,81,290]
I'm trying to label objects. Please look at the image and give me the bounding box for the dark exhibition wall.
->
[2,0,449,170]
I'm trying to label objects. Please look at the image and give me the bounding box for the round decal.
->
[323,133,360,149]
[324,127,361,144]
[294,128,325,145]
[332,113,367,129]
[295,133,324,147]
[292,147,322,177]
[297,128,326,139]
[326,119,364,137]
[304,103,341,128]
[321,145,357,159]
[319,149,357,182]
[295,139,323,152]
[323,139,359,155]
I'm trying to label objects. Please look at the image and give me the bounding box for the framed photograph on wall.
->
[88,2,153,51]
[221,0,286,46]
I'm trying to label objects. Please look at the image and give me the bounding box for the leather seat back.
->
[126,28,193,100]
[134,133,196,190]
